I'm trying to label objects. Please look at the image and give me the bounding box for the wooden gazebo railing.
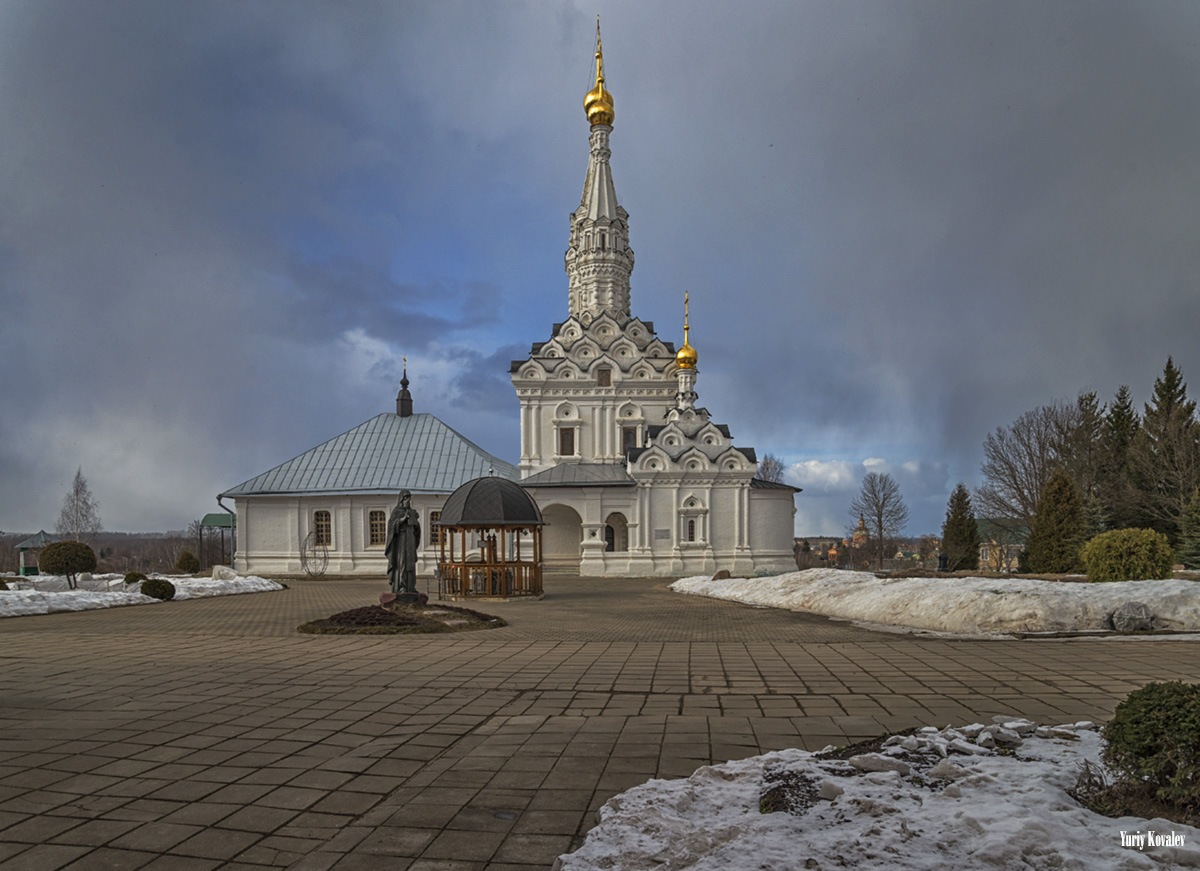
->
[436,525,543,600]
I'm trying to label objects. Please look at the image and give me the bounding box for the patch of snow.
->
[556,722,1200,871]
[0,574,284,618]
[671,569,1200,635]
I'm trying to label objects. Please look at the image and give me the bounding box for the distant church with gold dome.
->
[220,26,798,579]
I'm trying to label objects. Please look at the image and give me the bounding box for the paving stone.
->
[3,577,1198,870]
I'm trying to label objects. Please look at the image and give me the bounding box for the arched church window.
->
[687,519,696,542]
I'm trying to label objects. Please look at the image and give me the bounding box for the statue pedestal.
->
[380,592,428,607]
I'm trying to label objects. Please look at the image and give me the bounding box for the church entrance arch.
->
[541,504,583,575]
[604,512,628,552]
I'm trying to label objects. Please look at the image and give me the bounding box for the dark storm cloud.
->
[2,1,1199,536]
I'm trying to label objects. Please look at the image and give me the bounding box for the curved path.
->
[2,577,1197,870]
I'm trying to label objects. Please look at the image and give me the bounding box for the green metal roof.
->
[200,513,234,528]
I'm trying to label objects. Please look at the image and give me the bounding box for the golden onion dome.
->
[676,292,698,369]
[675,336,698,370]
[584,20,615,126]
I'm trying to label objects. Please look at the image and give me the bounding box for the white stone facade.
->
[509,104,797,578]
[229,494,450,581]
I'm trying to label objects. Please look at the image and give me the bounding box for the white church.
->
[220,31,798,579]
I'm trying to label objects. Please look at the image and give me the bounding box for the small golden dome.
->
[676,292,697,369]
[675,338,697,370]
[584,19,615,127]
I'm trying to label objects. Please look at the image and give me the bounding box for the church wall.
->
[749,489,801,573]
[231,493,449,578]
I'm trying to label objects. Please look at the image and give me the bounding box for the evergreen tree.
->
[1177,492,1200,570]
[1056,391,1106,499]
[1024,467,1084,573]
[1080,496,1108,543]
[1097,385,1140,529]
[1129,357,1200,543]
[941,483,980,571]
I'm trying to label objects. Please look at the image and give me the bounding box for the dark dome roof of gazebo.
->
[436,476,544,527]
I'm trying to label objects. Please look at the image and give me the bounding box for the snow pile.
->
[672,569,1200,635]
[0,574,283,618]
[556,721,1200,871]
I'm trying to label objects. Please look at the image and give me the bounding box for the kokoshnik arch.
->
[220,24,799,579]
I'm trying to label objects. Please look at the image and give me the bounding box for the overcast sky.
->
[2,0,1199,537]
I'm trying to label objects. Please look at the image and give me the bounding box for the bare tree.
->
[56,467,102,544]
[849,472,909,569]
[757,453,785,484]
[975,395,1108,538]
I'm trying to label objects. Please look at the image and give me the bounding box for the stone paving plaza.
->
[3,577,1199,870]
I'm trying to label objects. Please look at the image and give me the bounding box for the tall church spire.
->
[565,18,634,323]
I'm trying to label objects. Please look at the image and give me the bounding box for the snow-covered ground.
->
[556,720,1200,871]
[672,569,1200,636]
[0,572,284,618]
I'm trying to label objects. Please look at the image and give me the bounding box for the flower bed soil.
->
[298,602,507,635]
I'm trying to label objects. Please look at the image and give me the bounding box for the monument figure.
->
[386,490,421,595]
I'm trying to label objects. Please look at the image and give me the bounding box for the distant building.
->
[977,520,1026,572]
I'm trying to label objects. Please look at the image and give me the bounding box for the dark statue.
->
[386,490,421,595]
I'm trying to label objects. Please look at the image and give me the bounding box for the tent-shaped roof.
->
[437,476,544,527]
[220,413,517,498]
[16,530,56,550]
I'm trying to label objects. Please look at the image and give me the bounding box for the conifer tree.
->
[1097,385,1140,529]
[1177,492,1200,570]
[1024,467,1084,573]
[1129,357,1200,543]
[941,483,980,571]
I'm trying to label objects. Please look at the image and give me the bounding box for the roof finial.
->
[396,355,413,417]
[675,291,698,370]
[584,17,615,126]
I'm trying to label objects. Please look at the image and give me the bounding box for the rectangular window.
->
[313,510,332,547]
[622,426,638,452]
[687,519,696,542]
[369,510,386,546]
[559,427,575,456]
[430,511,444,546]
[597,368,612,387]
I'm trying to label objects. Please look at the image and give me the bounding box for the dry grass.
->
[1070,760,1199,827]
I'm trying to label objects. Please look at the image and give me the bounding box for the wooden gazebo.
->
[435,476,544,600]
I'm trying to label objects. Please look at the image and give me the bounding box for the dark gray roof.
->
[437,476,544,527]
[520,464,636,487]
[220,413,517,498]
[751,478,802,493]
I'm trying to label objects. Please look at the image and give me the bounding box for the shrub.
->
[38,541,98,590]
[140,578,176,601]
[1103,682,1200,808]
[123,572,148,586]
[1081,528,1174,583]
[176,551,200,574]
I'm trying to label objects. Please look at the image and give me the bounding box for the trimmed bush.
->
[123,572,148,586]
[140,578,176,601]
[1103,682,1200,808]
[1081,528,1174,583]
[176,551,200,574]
[38,541,98,590]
